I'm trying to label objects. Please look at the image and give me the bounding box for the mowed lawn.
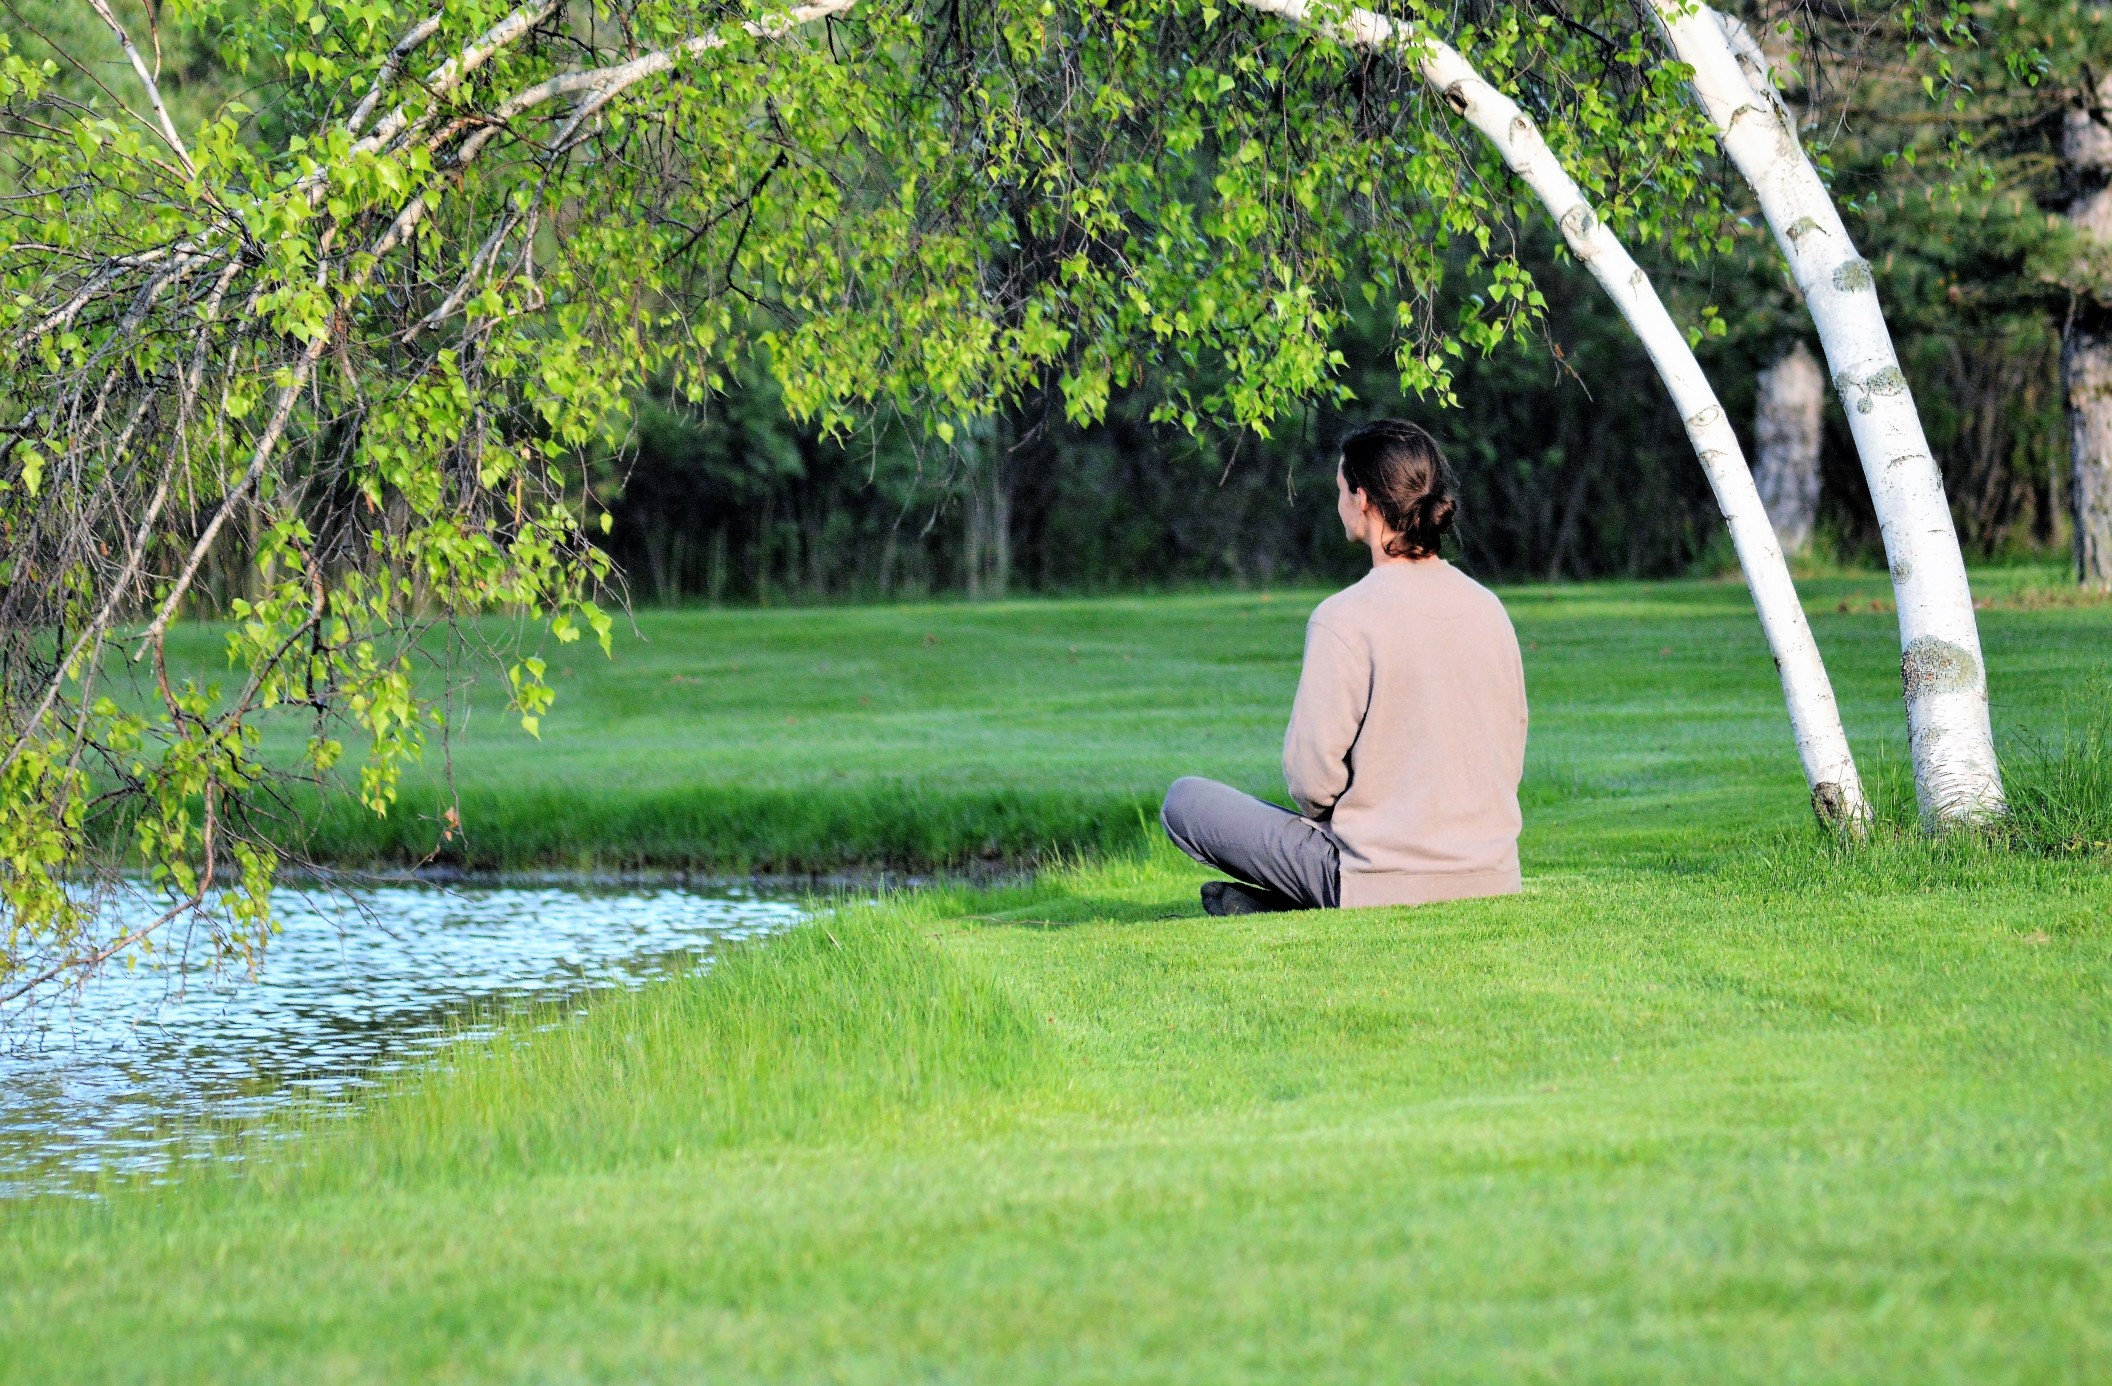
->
[159,566,2111,871]
[4,570,2110,1382]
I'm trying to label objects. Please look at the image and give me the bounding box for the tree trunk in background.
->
[2062,320,2112,587]
[706,528,729,604]
[876,527,899,599]
[1232,0,1868,828]
[755,492,775,606]
[962,417,1011,600]
[2063,83,2112,591]
[989,443,1012,599]
[1752,341,1825,555]
[1657,2,2005,826]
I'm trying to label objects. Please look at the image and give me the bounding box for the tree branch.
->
[347,9,447,137]
[83,0,197,179]
[351,0,561,161]
[493,0,860,141]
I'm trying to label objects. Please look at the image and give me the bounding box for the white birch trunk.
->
[1653,1,2005,825]
[1234,0,1867,824]
[2062,86,2112,592]
[1753,340,1825,554]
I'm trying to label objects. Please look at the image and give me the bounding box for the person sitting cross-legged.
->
[1161,419,1528,916]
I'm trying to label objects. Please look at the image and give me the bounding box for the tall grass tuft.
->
[2002,684,2112,858]
[289,780,1158,874]
[247,901,1043,1193]
[1761,688,2112,894]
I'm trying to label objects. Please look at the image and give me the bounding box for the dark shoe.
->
[1201,880,1290,916]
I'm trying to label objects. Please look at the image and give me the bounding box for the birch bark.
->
[1232,0,1866,824]
[2062,83,2112,592]
[1651,1,2005,824]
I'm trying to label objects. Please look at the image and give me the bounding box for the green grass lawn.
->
[158,565,2112,871]
[6,570,2111,1382]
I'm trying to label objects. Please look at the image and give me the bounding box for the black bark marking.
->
[1811,781,1846,822]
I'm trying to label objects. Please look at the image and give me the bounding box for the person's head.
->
[1335,419,1457,561]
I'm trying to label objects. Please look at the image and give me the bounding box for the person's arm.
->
[1509,617,1529,787]
[1282,618,1371,819]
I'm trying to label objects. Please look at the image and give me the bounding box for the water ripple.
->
[0,884,806,1197]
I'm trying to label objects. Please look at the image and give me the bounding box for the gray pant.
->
[1159,776,1340,910]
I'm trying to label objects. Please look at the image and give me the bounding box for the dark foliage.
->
[601,223,2069,603]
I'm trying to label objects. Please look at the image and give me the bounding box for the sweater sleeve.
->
[1282,617,1371,819]
[1512,627,1530,785]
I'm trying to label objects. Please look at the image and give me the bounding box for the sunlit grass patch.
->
[5,580,2109,1381]
[270,903,1042,1190]
[8,839,2109,1382]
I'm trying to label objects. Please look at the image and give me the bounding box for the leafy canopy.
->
[0,0,1731,995]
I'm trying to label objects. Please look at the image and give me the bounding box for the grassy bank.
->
[4,572,2109,1380]
[160,565,2112,872]
[5,844,2110,1380]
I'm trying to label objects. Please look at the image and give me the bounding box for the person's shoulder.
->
[1400,562,1512,642]
[1306,581,1376,649]
[1436,565,1520,645]
[1308,576,1373,620]
[1306,590,1354,634]
[1426,560,1505,607]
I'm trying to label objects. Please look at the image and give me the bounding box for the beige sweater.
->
[1283,559,1527,908]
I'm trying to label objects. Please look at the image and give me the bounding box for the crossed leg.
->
[1159,776,1340,911]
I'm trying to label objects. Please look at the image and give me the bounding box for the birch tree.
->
[1650,0,2006,825]
[1226,0,1867,824]
[1773,0,2112,590]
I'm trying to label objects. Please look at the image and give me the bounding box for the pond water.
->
[0,884,806,1198]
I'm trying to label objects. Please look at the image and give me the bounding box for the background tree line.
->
[595,0,2097,603]
[599,236,2068,603]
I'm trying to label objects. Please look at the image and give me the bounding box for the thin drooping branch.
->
[0,420,179,779]
[346,0,562,164]
[134,336,328,650]
[0,890,204,1007]
[347,9,447,137]
[12,246,181,351]
[407,207,525,340]
[491,0,861,134]
[83,0,198,178]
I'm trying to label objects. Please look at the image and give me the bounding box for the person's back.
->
[1286,560,1525,907]
[1161,418,1528,915]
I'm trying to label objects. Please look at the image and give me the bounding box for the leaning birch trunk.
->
[1234,0,1867,825]
[2061,81,2112,592]
[1753,341,1825,555]
[1653,1,2005,825]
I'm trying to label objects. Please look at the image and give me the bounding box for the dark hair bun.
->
[1338,420,1456,560]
